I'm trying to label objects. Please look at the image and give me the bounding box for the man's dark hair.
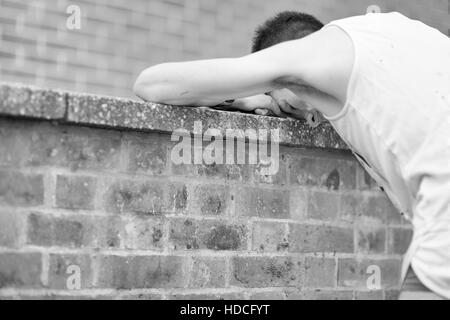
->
[252,11,324,52]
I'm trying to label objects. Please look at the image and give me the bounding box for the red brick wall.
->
[0,0,448,99]
[0,109,413,300]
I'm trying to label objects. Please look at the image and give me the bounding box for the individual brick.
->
[289,188,308,221]
[127,134,167,175]
[27,213,122,249]
[337,258,401,289]
[304,257,336,288]
[286,290,353,300]
[55,175,97,210]
[0,210,24,248]
[0,252,42,289]
[122,216,165,250]
[103,179,164,215]
[48,254,93,290]
[252,221,288,252]
[308,191,339,220]
[26,125,122,172]
[0,171,44,207]
[289,156,356,191]
[235,187,289,219]
[188,184,230,216]
[169,218,247,251]
[356,225,386,254]
[95,255,186,289]
[231,257,304,288]
[388,227,413,254]
[188,257,227,288]
[288,224,354,253]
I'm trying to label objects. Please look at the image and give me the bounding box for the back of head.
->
[252,11,324,52]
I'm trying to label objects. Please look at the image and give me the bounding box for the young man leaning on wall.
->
[133,11,450,300]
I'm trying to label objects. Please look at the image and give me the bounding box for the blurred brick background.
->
[0,0,448,99]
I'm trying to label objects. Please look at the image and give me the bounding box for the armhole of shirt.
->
[322,23,359,122]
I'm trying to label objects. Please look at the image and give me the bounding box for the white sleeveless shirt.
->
[323,12,450,298]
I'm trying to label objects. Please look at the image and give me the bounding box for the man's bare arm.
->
[133,54,286,106]
[133,26,353,111]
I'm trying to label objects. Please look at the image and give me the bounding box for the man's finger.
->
[278,100,295,114]
[255,109,269,116]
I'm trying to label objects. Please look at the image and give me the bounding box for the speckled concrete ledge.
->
[0,82,348,150]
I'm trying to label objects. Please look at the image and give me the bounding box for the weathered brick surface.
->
[172,157,252,182]
[232,257,304,288]
[0,121,28,166]
[122,216,165,250]
[304,257,336,288]
[0,253,42,289]
[170,140,253,182]
[169,218,247,251]
[253,152,288,186]
[356,225,387,254]
[235,187,289,219]
[48,254,92,290]
[341,193,400,224]
[308,191,339,220]
[55,175,97,210]
[166,182,189,214]
[25,125,122,172]
[252,221,289,252]
[189,257,227,288]
[0,112,412,299]
[127,135,168,175]
[188,184,231,216]
[289,156,357,191]
[27,213,121,249]
[289,224,354,253]
[103,179,164,215]
[289,190,309,222]
[0,171,44,207]
[96,255,186,289]
[338,259,401,289]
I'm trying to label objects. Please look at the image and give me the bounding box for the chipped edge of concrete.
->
[0,82,348,150]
